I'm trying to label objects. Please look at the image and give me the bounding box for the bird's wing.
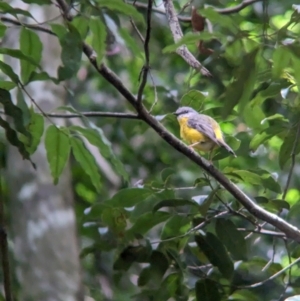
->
[187,116,220,145]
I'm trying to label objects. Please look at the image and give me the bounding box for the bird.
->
[174,106,236,162]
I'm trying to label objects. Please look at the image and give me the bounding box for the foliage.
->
[2,0,300,300]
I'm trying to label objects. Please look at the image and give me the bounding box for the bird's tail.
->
[218,140,236,157]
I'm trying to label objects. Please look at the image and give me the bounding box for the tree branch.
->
[9,0,297,244]
[53,0,300,243]
[129,0,262,22]
[137,0,153,104]
[162,0,211,77]
[36,111,139,119]
[0,16,55,36]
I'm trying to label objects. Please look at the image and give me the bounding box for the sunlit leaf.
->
[20,28,43,84]
[180,90,206,110]
[70,136,101,192]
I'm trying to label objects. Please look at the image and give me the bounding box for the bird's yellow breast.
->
[178,117,216,152]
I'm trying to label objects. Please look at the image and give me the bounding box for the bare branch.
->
[162,0,211,76]
[37,111,140,119]
[137,0,153,104]
[129,0,262,22]
[215,0,261,15]
[1,16,55,35]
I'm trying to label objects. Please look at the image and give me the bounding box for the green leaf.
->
[163,32,219,53]
[195,279,221,301]
[71,126,129,181]
[0,2,33,18]
[224,168,281,193]
[0,24,7,38]
[215,219,248,260]
[26,111,44,154]
[45,125,70,185]
[89,17,107,66]
[279,125,300,169]
[0,81,16,90]
[119,28,144,59]
[273,46,291,77]
[57,29,82,80]
[20,28,43,84]
[197,190,217,216]
[101,207,127,233]
[0,48,40,68]
[70,136,101,192]
[50,24,68,40]
[180,90,206,110]
[0,116,33,165]
[224,168,262,185]
[222,48,259,118]
[21,0,51,4]
[160,167,176,183]
[250,124,288,151]
[96,0,145,24]
[195,232,234,279]
[138,267,152,286]
[127,211,170,237]
[71,16,89,39]
[199,7,238,33]
[0,61,19,83]
[161,215,190,239]
[0,89,30,138]
[153,199,199,213]
[251,168,282,193]
[108,188,153,207]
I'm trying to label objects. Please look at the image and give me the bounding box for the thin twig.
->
[130,18,145,43]
[137,0,153,104]
[0,175,13,301]
[1,16,55,36]
[129,0,262,22]
[237,228,285,237]
[282,122,300,200]
[237,256,300,289]
[31,111,139,119]
[18,83,55,126]
[162,0,211,76]
[0,110,139,120]
[177,0,193,16]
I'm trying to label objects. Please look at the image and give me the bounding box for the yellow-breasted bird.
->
[174,106,236,161]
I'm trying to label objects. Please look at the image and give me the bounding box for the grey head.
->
[174,106,198,119]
